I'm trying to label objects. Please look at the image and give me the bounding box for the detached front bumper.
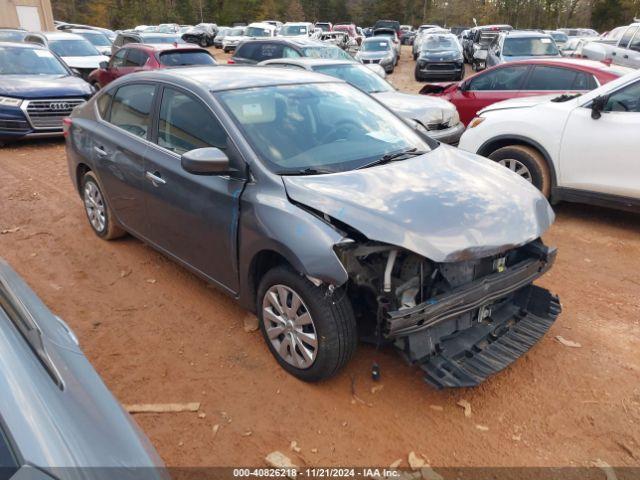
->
[387,245,561,388]
[427,121,465,145]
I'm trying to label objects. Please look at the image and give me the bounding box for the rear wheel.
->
[81,171,125,240]
[199,37,208,47]
[488,145,551,197]
[257,266,357,382]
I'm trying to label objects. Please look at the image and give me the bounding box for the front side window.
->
[604,81,640,113]
[503,37,559,56]
[108,84,155,138]
[0,46,68,75]
[158,87,227,154]
[282,47,302,58]
[217,82,432,174]
[629,31,640,52]
[0,425,18,478]
[110,48,127,67]
[619,26,638,48]
[468,65,528,91]
[125,49,149,67]
[49,39,100,57]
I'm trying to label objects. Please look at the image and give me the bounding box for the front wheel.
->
[199,37,208,47]
[488,145,551,197]
[257,266,357,382]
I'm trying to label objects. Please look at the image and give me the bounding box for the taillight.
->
[63,117,72,137]
[227,58,235,64]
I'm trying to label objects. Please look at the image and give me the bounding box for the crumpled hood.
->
[283,145,554,262]
[372,90,458,125]
[0,75,92,99]
[60,55,109,69]
[480,94,559,114]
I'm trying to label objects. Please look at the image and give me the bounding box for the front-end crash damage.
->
[333,238,561,388]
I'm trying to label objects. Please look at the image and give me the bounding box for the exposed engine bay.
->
[335,238,561,388]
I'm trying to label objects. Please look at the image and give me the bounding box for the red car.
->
[419,58,632,125]
[88,43,216,89]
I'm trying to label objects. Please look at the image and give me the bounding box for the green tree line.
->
[52,0,640,34]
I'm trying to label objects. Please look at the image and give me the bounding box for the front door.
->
[559,79,640,199]
[143,86,245,292]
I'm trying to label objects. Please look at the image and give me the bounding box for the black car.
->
[182,23,218,47]
[415,33,465,81]
[230,38,354,65]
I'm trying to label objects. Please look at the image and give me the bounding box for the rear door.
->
[559,78,640,199]
[143,85,245,292]
[623,29,640,68]
[91,83,157,236]
[456,65,529,124]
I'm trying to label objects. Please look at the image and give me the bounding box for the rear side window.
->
[108,84,155,139]
[157,87,227,154]
[159,51,216,66]
[619,26,638,48]
[525,66,578,90]
[235,43,256,59]
[125,49,149,67]
[468,65,528,90]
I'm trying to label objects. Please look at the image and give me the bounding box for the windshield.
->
[361,40,390,52]
[0,46,68,75]
[503,37,559,56]
[313,64,392,94]
[281,25,308,36]
[77,32,111,46]
[143,35,182,44]
[0,31,26,42]
[49,39,100,56]
[216,83,431,174]
[159,51,215,66]
[246,27,271,37]
[301,46,352,60]
[421,35,460,52]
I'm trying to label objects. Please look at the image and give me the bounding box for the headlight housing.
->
[468,117,486,129]
[0,96,22,107]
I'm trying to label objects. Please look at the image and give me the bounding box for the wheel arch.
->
[477,135,558,189]
[75,163,92,196]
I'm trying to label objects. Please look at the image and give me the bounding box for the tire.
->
[488,145,552,197]
[257,266,357,382]
[223,48,229,54]
[90,80,101,91]
[81,171,125,240]
[414,66,423,82]
[199,37,208,48]
[413,52,418,61]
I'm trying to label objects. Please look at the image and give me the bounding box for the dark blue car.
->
[0,42,93,145]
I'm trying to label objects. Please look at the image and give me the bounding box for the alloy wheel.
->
[84,181,106,232]
[262,285,318,369]
[498,158,533,183]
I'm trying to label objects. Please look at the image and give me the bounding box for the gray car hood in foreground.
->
[372,90,458,126]
[283,145,554,262]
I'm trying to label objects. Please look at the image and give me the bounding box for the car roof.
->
[239,37,324,47]
[0,41,46,49]
[503,30,552,38]
[263,58,355,67]
[130,65,341,91]
[39,31,85,40]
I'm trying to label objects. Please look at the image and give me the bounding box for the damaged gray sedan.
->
[65,66,561,388]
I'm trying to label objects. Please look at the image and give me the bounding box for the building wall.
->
[0,0,55,31]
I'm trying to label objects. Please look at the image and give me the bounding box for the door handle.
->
[612,51,616,56]
[623,54,629,59]
[94,146,107,157]
[145,171,166,186]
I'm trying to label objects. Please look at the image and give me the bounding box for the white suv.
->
[459,69,640,211]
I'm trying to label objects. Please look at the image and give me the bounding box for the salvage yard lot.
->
[1,46,639,468]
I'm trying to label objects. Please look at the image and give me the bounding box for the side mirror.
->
[181,147,232,175]
[591,95,608,120]
[99,61,109,69]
